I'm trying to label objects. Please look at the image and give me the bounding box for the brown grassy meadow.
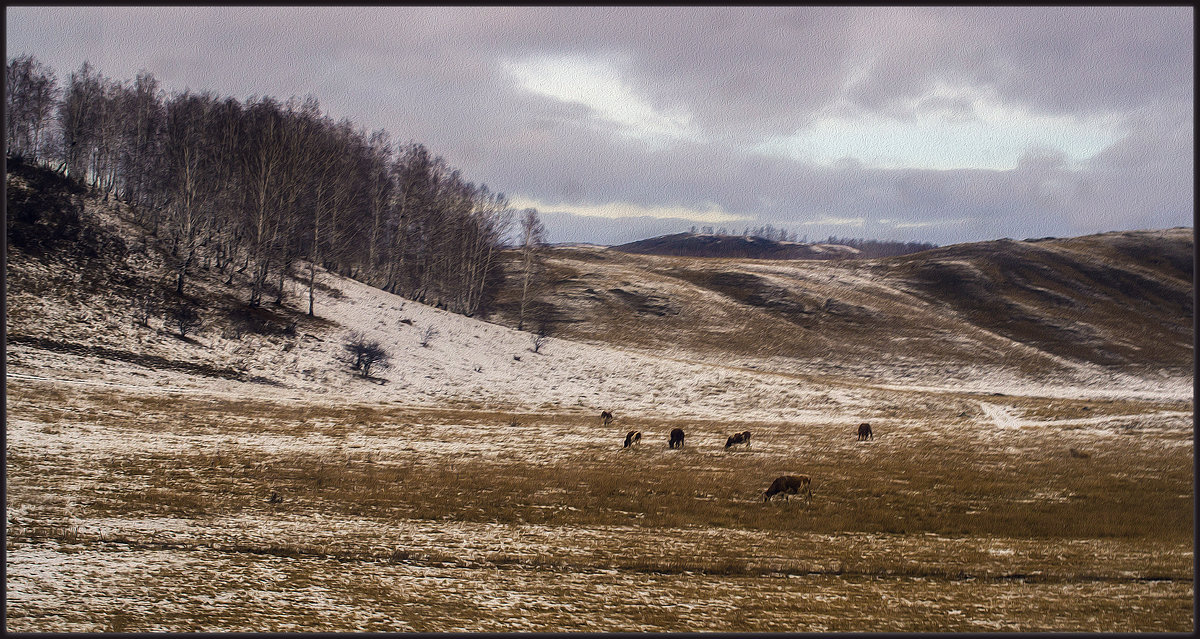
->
[5,377,1192,632]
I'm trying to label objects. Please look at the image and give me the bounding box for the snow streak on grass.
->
[4,221,1192,632]
[5,375,1193,632]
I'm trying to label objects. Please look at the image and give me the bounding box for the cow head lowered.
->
[764,474,812,503]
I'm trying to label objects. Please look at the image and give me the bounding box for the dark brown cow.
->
[857,422,873,441]
[601,411,614,427]
[669,428,685,449]
[624,430,642,448]
[764,474,812,503]
[725,430,752,449]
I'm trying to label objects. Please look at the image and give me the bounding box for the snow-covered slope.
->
[7,258,1190,430]
[5,163,1191,418]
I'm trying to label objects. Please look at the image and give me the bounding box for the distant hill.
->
[7,159,1192,396]
[613,233,862,260]
[489,228,1193,383]
[881,232,1195,369]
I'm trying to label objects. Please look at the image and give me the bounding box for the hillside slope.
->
[614,232,861,260]
[881,234,1193,370]
[488,229,1193,386]
[6,162,1193,412]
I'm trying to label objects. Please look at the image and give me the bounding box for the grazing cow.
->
[857,422,873,441]
[764,474,812,503]
[601,411,614,427]
[624,430,642,448]
[725,430,752,449]
[669,428,685,449]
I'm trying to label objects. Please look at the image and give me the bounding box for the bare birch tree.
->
[516,207,546,330]
[5,55,60,163]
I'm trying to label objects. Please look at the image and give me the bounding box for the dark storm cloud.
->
[6,6,1192,246]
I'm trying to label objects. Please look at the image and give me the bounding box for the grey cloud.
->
[844,6,1192,118]
[462,100,1189,246]
[540,212,703,246]
[5,6,1191,247]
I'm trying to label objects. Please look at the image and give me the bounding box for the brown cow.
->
[669,428,685,449]
[601,411,614,427]
[857,422,873,441]
[725,430,752,449]
[624,430,642,448]
[764,474,812,503]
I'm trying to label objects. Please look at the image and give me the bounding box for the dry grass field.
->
[6,375,1192,632]
[5,170,1192,631]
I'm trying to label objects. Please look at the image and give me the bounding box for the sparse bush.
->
[167,299,202,337]
[531,330,548,354]
[344,331,390,378]
[419,326,439,347]
[132,291,157,327]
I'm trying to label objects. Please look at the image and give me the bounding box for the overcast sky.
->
[6,6,1193,246]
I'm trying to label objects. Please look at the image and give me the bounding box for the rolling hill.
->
[5,160,1193,410]
[613,232,861,260]
[488,229,1193,389]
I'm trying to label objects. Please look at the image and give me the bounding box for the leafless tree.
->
[303,118,346,314]
[239,96,291,307]
[23,58,519,326]
[364,128,394,281]
[90,75,127,197]
[117,70,165,209]
[167,299,202,337]
[163,91,218,295]
[531,330,548,354]
[515,207,546,330]
[419,325,439,348]
[6,55,60,163]
[383,141,432,295]
[344,332,390,377]
[57,61,104,179]
[132,291,157,327]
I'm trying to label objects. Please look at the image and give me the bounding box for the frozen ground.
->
[5,263,1194,632]
[6,263,1190,416]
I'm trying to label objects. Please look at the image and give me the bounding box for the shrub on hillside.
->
[133,291,159,328]
[344,332,390,378]
[531,330,548,354]
[167,299,202,337]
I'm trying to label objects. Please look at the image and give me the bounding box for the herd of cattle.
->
[604,412,876,504]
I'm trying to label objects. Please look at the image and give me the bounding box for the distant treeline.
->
[689,224,937,258]
[819,236,938,258]
[6,55,528,317]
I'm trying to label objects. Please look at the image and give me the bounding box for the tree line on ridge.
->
[7,55,540,318]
